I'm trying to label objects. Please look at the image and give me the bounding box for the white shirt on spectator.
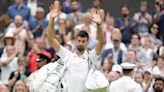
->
[0,57,18,84]
[57,46,98,92]
[109,76,142,92]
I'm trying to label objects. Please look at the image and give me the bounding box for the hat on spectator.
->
[36,54,51,63]
[121,63,136,70]
[112,64,123,74]
[3,32,16,45]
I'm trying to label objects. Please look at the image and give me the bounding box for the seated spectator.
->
[0,15,12,33]
[101,57,114,77]
[151,77,164,92]
[36,53,51,70]
[134,71,144,89]
[149,24,162,48]
[7,0,31,21]
[152,56,164,77]
[8,56,30,90]
[12,80,27,92]
[138,36,156,69]
[125,49,139,64]
[0,45,18,85]
[28,7,48,39]
[26,39,51,73]
[107,71,120,84]
[111,64,123,77]
[133,1,152,37]
[1,32,16,57]
[128,34,141,52]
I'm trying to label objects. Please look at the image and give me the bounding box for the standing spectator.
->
[101,31,127,65]
[67,0,84,32]
[109,63,142,92]
[8,15,29,56]
[138,36,156,69]
[62,0,83,14]
[115,5,136,46]
[46,0,67,31]
[153,0,164,41]
[7,0,31,21]
[25,0,44,19]
[0,45,18,85]
[28,7,48,39]
[104,16,119,50]
[133,1,152,37]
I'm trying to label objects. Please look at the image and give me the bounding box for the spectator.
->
[133,1,152,37]
[111,64,123,77]
[0,83,9,92]
[12,80,27,92]
[128,34,141,52]
[138,36,156,69]
[7,0,31,21]
[67,0,84,32]
[104,16,119,50]
[152,56,164,77]
[0,15,12,33]
[149,24,162,48]
[101,56,114,77]
[1,32,16,57]
[134,71,144,89]
[115,4,136,46]
[0,45,18,85]
[8,56,30,91]
[153,0,164,41]
[107,71,119,84]
[28,7,48,39]
[8,15,29,56]
[36,53,51,70]
[46,0,67,31]
[25,0,44,19]
[26,39,51,73]
[101,31,127,65]
[125,49,138,64]
[151,77,164,92]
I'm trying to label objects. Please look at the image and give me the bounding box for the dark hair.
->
[121,4,129,10]
[157,56,164,61]
[76,31,89,40]
[154,76,164,85]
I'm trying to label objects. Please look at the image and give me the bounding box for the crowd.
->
[0,0,164,92]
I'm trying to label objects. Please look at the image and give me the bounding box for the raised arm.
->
[90,8,105,55]
[47,4,61,53]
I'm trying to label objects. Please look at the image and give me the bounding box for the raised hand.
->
[90,8,102,25]
[49,4,60,19]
